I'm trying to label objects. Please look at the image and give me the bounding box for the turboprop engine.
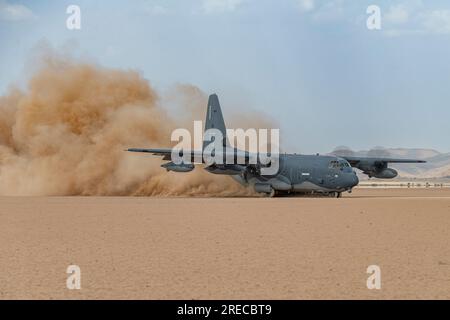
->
[161,162,195,172]
[371,168,398,179]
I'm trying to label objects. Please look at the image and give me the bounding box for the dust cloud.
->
[0,51,269,196]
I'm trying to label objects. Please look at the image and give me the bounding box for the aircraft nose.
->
[350,173,359,187]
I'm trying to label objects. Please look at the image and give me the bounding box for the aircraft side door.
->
[297,161,314,183]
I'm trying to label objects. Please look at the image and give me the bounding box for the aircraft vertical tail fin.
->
[203,93,229,150]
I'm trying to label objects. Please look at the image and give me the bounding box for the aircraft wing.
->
[127,147,264,175]
[126,147,255,165]
[342,156,426,166]
[127,148,204,162]
[341,156,426,179]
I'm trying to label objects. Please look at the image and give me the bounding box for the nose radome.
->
[351,174,359,187]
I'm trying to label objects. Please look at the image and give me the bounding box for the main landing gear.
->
[328,192,342,198]
[263,189,276,198]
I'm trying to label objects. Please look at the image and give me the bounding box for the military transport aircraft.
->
[127,94,425,197]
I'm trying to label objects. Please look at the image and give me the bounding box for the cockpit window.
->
[329,160,351,170]
[340,161,350,168]
[329,160,340,169]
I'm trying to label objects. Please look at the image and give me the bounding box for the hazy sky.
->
[1,0,450,153]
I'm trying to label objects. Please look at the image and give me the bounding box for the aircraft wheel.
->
[337,192,342,198]
[264,189,276,198]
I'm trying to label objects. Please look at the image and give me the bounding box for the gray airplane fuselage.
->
[231,154,359,195]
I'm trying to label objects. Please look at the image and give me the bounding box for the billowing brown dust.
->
[0,53,268,196]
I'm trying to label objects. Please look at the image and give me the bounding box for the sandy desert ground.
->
[1,188,450,300]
